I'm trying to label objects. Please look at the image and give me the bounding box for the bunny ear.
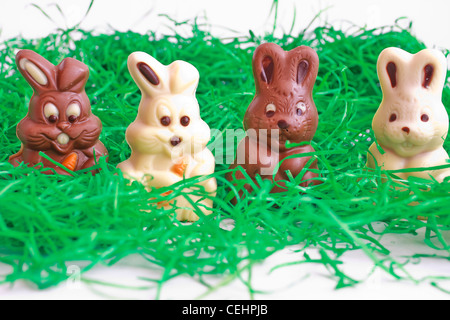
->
[377,47,411,94]
[128,52,169,97]
[56,57,89,93]
[414,49,447,95]
[252,43,284,92]
[168,60,199,95]
[290,46,319,90]
[252,44,319,93]
[378,48,447,97]
[16,50,57,92]
[260,56,275,84]
[297,60,309,84]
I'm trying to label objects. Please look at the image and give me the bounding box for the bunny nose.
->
[277,120,290,129]
[170,136,182,146]
[57,122,70,131]
[402,127,410,134]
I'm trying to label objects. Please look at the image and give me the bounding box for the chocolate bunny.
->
[117,52,217,221]
[9,50,108,174]
[227,43,321,193]
[366,47,450,181]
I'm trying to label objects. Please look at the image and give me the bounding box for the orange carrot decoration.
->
[171,157,188,177]
[156,190,174,208]
[62,153,78,171]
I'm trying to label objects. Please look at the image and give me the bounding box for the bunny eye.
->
[160,116,171,126]
[67,103,81,123]
[44,103,59,122]
[421,114,429,122]
[265,103,276,118]
[157,105,171,124]
[180,116,190,126]
[296,102,307,116]
[389,113,397,122]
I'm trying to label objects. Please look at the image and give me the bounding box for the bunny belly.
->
[279,145,319,185]
[230,136,279,177]
[367,142,407,172]
[189,148,217,195]
[190,149,216,177]
[118,152,214,186]
[12,147,86,173]
[367,142,450,181]
[118,152,216,222]
[118,153,182,187]
[228,137,317,193]
[406,147,450,181]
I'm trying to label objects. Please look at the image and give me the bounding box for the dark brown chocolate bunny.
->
[9,50,108,174]
[227,43,321,194]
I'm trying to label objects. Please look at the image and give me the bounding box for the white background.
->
[1,0,450,51]
[1,0,450,300]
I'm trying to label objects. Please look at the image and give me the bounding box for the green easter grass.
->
[1,13,450,298]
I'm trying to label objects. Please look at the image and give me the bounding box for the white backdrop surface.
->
[1,0,450,300]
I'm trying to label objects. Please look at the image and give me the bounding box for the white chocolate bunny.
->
[366,47,450,181]
[117,52,216,221]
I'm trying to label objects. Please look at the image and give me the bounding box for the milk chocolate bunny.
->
[227,43,320,193]
[366,48,450,181]
[9,50,108,174]
[117,52,216,221]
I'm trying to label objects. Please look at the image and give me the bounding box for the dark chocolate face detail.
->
[243,43,319,151]
[386,61,435,90]
[10,49,107,172]
[137,62,160,85]
[386,62,397,88]
[422,64,434,88]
